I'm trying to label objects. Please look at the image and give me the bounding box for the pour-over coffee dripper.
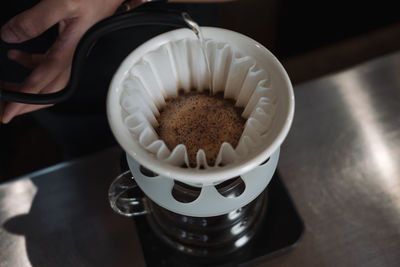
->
[106,17,294,255]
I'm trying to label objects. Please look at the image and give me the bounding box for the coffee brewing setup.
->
[106,10,295,257]
[0,8,299,262]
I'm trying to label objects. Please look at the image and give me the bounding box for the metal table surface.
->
[1,51,400,267]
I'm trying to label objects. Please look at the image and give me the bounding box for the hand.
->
[1,0,124,123]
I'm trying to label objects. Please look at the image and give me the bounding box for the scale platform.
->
[132,171,304,267]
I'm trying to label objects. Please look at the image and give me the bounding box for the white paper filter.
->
[120,38,276,169]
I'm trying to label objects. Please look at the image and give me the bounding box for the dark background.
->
[1,0,399,182]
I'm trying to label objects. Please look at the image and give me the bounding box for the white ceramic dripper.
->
[107,27,294,217]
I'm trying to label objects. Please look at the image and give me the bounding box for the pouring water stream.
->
[182,12,213,93]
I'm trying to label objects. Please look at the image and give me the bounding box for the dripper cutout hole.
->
[139,165,158,177]
[172,181,201,203]
[215,177,245,198]
[260,157,270,166]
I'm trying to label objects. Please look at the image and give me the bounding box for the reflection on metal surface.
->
[336,72,400,207]
[0,179,37,267]
[230,222,246,235]
[228,208,241,220]
[234,234,249,248]
[0,147,146,267]
[276,51,400,267]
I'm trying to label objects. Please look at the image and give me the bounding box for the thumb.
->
[1,1,69,43]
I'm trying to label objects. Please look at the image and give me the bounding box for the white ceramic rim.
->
[107,27,294,184]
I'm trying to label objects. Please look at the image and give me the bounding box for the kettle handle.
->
[0,10,187,104]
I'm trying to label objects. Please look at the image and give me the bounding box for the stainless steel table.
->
[1,51,400,267]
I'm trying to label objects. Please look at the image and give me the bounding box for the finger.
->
[19,52,68,96]
[1,68,70,124]
[17,20,81,97]
[58,20,67,34]
[19,104,54,116]
[1,101,50,123]
[48,19,85,58]
[20,68,69,115]
[8,50,45,69]
[2,21,79,123]
[1,0,70,43]
[2,101,21,123]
